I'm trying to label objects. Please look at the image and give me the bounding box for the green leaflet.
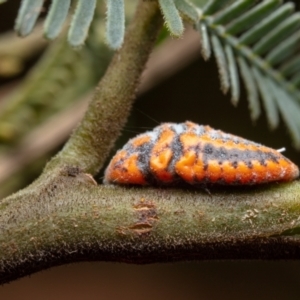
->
[106,0,125,49]
[158,0,184,36]
[15,0,44,36]
[44,0,71,40]
[68,0,97,47]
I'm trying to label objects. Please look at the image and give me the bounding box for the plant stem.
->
[1,168,300,284]
[49,0,163,174]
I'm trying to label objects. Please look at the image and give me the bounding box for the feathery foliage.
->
[2,0,300,147]
[194,0,300,148]
[12,0,127,48]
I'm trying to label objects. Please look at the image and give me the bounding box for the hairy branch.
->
[1,167,300,284]
[49,0,163,174]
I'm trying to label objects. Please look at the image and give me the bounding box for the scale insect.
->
[104,121,299,186]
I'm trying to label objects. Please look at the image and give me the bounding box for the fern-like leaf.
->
[9,0,187,48]
[176,0,300,148]
[10,0,126,49]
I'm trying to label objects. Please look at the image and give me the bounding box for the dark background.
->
[1,1,300,299]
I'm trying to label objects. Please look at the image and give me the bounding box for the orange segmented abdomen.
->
[104,150,147,185]
[104,121,299,186]
[149,125,175,183]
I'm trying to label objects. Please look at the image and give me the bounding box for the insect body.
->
[104,121,299,186]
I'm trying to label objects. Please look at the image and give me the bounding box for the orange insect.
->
[104,121,299,186]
